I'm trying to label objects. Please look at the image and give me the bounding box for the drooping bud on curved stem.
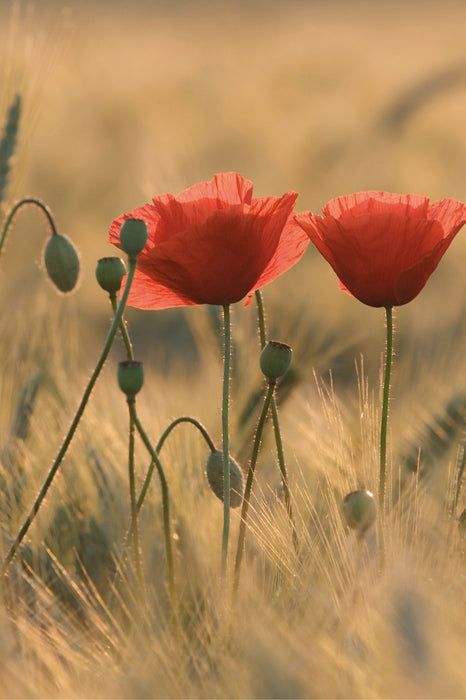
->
[0,197,80,292]
[1,257,138,576]
[206,450,243,508]
[43,232,80,292]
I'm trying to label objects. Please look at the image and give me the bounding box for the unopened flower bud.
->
[43,233,80,292]
[206,450,243,508]
[342,489,377,535]
[119,218,148,257]
[96,257,126,294]
[260,340,292,381]
[118,360,144,398]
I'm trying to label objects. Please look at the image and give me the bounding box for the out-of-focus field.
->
[0,1,465,698]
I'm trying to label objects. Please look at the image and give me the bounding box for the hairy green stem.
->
[136,416,215,517]
[131,408,174,599]
[379,306,394,512]
[127,397,144,593]
[254,289,267,349]
[110,294,133,360]
[0,198,58,259]
[1,258,137,576]
[234,381,275,592]
[110,415,214,609]
[254,290,298,550]
[221,304,232,576]
[156,416,216,456]
[271,400,299,551]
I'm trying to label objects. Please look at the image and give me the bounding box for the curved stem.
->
[379,305,394,512]
[234,381,275,592]
[156,416,216,455]
[0,198,58,259]
[110,294,133,360]
[127,398,144,592]
[221,304,232,576]
[136,417,216,514]
[1,258,138,576]
[254,289,298,550]
[131,408,174,599]
[110,415,214,609]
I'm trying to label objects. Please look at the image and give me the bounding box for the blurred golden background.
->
[0,6,465,697]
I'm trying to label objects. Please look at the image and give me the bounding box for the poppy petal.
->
[121,268,198,310]
[297,211,445,306]
[394,226,462,305]
[250,217,309,295]
[131,191,298,307]
[151,172,254,236]
[323,191,430,220]
[426,197,466,236]
[109,175,307,310]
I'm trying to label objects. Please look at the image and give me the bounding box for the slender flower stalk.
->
[221,304,232,576]
[127,397,144,592]
[234,380,275,592]
[131,409,174,599]
[255,289,267,348]
[110,294,134,360]
[271,401,299,550]
[254,290,298,550]
[0,258,138,576]
[0,198,58,259]
[379,306,394,511]
[111,415,216,609]
[136,417,216,516]
[156,416,216,455]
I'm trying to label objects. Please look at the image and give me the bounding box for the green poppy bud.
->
[43,233,80,292]
[260,340,292,382]
[206,450,243,508]
[118,360,144,398]
[119,218,148,257]
[96,256,126,294]
[342,489,377,535]
[458,508,466,540]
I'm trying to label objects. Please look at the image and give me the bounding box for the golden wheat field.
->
[0,1,465,698]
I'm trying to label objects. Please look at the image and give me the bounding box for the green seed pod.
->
[118,360,144,398]
[206,450,243,508]
[119,218,148,257]
[260,340,292,381]
[43,233,80,292]
[342,489,377,535]
[96,256,126,294]
[458,508,466,540]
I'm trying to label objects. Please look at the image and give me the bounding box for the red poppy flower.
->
[295,191,466,307]
[108,172,309,309]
